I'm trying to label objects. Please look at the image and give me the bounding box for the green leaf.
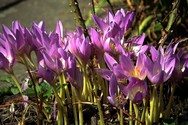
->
[0,75,13,83]
[154,23,162,32]
[41,81,53,99]
[180,122,188,125]
[36,83,42,94]
[139,15,154,34]
[11,87,20,95]
[163,118,177,125]
[0,87,11,95]
[22,88,36,97]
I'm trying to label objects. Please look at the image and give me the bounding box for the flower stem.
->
[96,97,105,125]
[59,74,68,125]
[10,73,22,95]
[71,86,78,125]
[164,83,175,118]
[120,108,124,125]
[141,99,146,123]
[129,100,133,125]
[52,86,65,125]
[150,86,157,123]
[82,66,93,101]
[78,101,83,125]
[158,84,164,120]
[133,104,139,125]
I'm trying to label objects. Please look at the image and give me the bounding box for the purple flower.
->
[37,59,55,84]
[119,53,147,80]
[91,8,134,56]
[107,74,127,107]
[145,46,176,85]
[168,42,188,80]
[92,8,134,40]
[0,34,15,73]
[67,58,83,94]
[123,33,147,56]
[1,21,35,61]
[67,27,91,65]
[119,77,147,103]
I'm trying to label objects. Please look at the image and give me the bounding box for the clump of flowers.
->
[0,8,188,125]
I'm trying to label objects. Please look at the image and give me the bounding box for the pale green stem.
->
[141,99,146,123]
[57,103,64,125]
[78,102,83,125]
[145,107,150,125]
[59,74,69,125]
[10,73,22,95]
[74,87,83,125]
[158,84,164,120]
[120,108,124,125]
[150,86,157,124]
[133,104,139,125]
[52,86,64,125]
[129,100,133,125]
[25,55,36,70]
[82,66,93,101]
[61,73,71,104]
[71,86,78,125]
[98,57,108,103]
[164,83,175,118]
[96,98,105,125]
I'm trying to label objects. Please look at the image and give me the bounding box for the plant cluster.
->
[0,4,188,125]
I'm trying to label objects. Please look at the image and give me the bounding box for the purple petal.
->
[95,68,112,81]
[150,46,159,62]
[113,64,127,82]
[56,20,63,38]
[119,55,134,73]
[109,74,118,96]
[16,29,25,51]
[151,71,164,85]
[92,15,108,31]
[104,53,117,70]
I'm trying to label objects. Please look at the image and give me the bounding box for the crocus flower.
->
[145,46,176,85]
[95,53,126,82]
[119,52,147,80]
[1,21,35,62]
[119,77,147,104]
[123,33,147,56]
[0,34,15,73]
[37,59,55,84]
[107,74,127,107]
[67,27,91,66]
[92,8,134,40]
[66,56,83,94]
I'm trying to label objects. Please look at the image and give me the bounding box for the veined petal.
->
[150,46,159,62]
[109,74,118,97]
[0,53,9,70]
[95,68,112,81]
[104,53,117,70]
[119,55,134,73]
[113,64,128,83]
[136,53,145,70]
[151,71,164,85]
[92,15,108,31]
[56,20,63,38]
[16,29,25,51]
[164,58,176,74]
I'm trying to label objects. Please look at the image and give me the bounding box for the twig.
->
[91,0,95,14]
[106,0,114,14]
[119,107,144,124]
[68,0,90,38]
[159,0,179,46]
